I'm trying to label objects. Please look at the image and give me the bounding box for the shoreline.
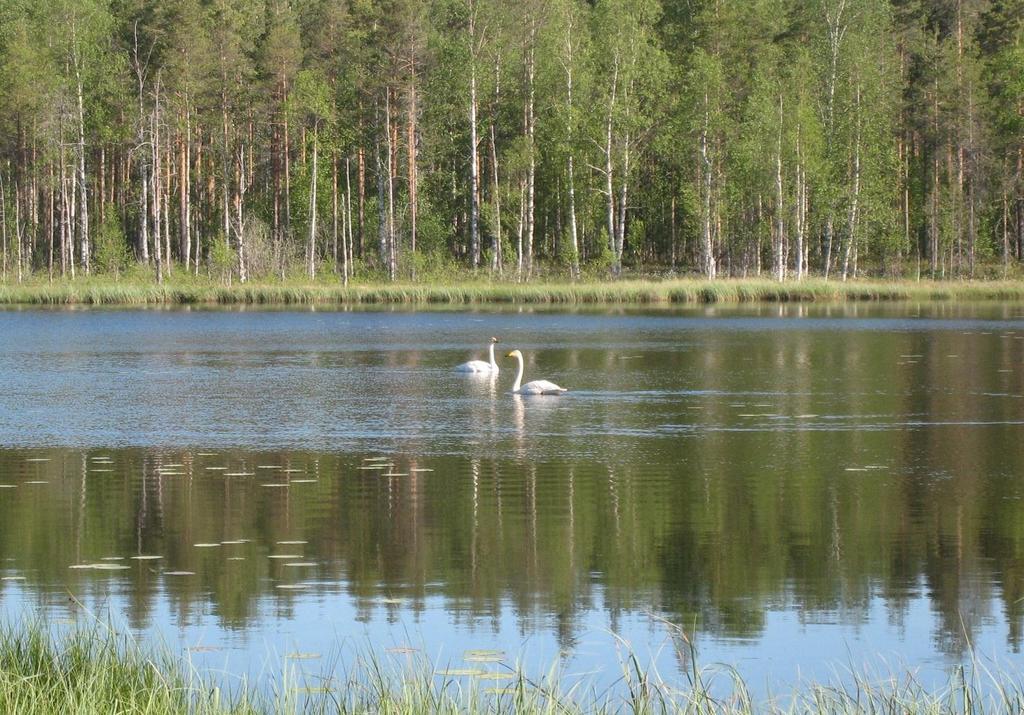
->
[0,619,1019,714]
[2,277,1024,306]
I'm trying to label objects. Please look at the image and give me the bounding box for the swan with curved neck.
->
[505,349,567,395]
[455,337,500,373]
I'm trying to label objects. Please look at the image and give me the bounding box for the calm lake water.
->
[1,303,1023,698]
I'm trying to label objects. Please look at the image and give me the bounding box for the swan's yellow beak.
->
[505,351,515,358]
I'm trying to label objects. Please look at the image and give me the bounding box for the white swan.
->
[505,349,567,395]
[455,337,500,373]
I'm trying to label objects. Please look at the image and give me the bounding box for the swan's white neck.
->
[511,352,524,393]
[488,342,498,370]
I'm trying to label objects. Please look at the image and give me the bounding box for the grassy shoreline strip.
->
[2,277,1024,306]
[2,620,1024,713]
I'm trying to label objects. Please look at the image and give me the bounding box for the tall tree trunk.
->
[332,153,338,273]
[616,137,629,268]
[15,181,22,283]
[307,124,318,280]
[699,94,715,279]
[842,83,862,282]
[604,57,618,275]
[152,77,163,284]
[795,124,805,280]
[516,180,525,279]
[385,91,397,281]
[345,157,353,284]
[489,124,502,275]
[468,4,481,269]
[774,96,785,282]
[0,170,7,281]
[822,0,846,280]
[563,10,579,280]
[407,73,418,276]
[525,42,536,279]
[180,105,191,274]
[376,103,388,275]
[235,142,248,283]
[73,40,89,275]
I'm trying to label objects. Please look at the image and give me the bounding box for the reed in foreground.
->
[2,276,1024,306]
[2,619,1024,713]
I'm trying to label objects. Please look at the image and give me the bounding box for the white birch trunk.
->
[774,96,785,282]
[468,2,481,269]
[842,83,862,282]
[700,95,715,279]
[74,56,89,275]
[525,43,536,279]
[308,125,318,280]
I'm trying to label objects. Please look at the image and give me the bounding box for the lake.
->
[0,303,1023,699]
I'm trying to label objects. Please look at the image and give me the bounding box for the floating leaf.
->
[194,543,220,548]
[1,576,25,581]
[225,472,256,477]
[464,650,505,663]
[0,485,16,489]
[268,554,302,560]
[257,465,283,469]
[261,483,288,488]
[277,540,307,545]
[276,583,310,590]
[284,562,317,568]
[291,480,317,484]
[410,468,434,473]
[165,571,195,576]
[72,563,131,571]
[130,555,162,561]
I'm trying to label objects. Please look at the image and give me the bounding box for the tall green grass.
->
[2,276,1024,306]
[2,618,1024,713]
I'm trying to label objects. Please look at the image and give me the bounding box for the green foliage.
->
[0,0,1022,283]
[92,212,130,277]
[208,235,235,284]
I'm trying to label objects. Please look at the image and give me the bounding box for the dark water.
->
[1,303,1023,696]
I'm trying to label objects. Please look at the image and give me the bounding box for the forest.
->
[0,0,1023,284]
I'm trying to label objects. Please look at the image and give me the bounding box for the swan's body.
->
[506,349,567,395]
[455,337,499,373]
